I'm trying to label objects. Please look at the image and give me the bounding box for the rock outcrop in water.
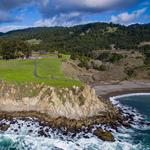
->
[94,129,115,142]
[0,124,10,131]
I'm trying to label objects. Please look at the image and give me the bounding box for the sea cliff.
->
[0,81,128,141]
[0,81,107,119]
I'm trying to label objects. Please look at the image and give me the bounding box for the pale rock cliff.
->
[0,81,107,119]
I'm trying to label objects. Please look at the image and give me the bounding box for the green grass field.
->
[0,57,81,87]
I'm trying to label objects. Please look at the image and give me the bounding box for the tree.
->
[0,40,31,60]
[0,40,17,60]
[18,41,31,58]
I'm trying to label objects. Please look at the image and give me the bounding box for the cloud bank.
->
[0,0,148,32]
[0,0,138,24]
[38,0,138,26]
[40,0,137,16]
[0,25,29,33]
[111,8,147,24]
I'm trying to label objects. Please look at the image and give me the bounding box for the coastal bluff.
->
[0,81,107,120]
[0,81,131,142]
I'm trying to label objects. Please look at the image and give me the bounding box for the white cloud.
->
[111,8,147,25]
[34,12,85,27]
[0,25,29,32]
[35,0,138,27]
[0,10,19,23]
[0,0,138,25]
[40,0,137,17]
[0,0,144,30]
[144,15,150,19]
[0,0,42,23]
[55,0,123,10]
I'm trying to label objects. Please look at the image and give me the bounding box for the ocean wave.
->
[110,93,150,101]
[0,133,141,150]
[110,93,150,127]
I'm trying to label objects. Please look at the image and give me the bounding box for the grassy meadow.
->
[0,56,81,87]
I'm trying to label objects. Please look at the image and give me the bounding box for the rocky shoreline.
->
[0,97,134,142]
[0,80,150,141]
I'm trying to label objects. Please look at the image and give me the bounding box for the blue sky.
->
[0,0,150,32]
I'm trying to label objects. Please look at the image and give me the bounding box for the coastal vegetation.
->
[0,23,149,54]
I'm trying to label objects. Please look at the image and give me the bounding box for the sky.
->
[0,0,150,32]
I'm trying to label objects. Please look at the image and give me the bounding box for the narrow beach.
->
[93,80,150,98]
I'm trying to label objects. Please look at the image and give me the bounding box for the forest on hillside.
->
[0,23,150,59]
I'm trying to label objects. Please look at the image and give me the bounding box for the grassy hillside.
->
[0,57,81,87]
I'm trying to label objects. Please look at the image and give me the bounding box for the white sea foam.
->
[110,93,150,102]
[0,118,144,150]
[110,92,150,131]
[0,133,141,150]
[0,93,150,150]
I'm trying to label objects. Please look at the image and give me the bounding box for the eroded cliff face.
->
[0,81,107,119]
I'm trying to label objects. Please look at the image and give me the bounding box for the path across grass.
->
[0,57,81,87]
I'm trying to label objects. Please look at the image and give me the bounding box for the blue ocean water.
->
[117,95,150,120]
[0,93,149,150]
[116,94,150,150]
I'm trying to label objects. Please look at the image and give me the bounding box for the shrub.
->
[98,52,124,63]
[109,53,124,63]
[98,52,110,62]
[125,68,136,77]
[97,64,107,71]
[144,58,150,65]
[70,53,77,60]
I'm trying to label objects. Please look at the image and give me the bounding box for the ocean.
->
[0,93,150,150]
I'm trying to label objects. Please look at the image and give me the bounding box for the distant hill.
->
[0,32,4,36]
[0,22,150,53]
